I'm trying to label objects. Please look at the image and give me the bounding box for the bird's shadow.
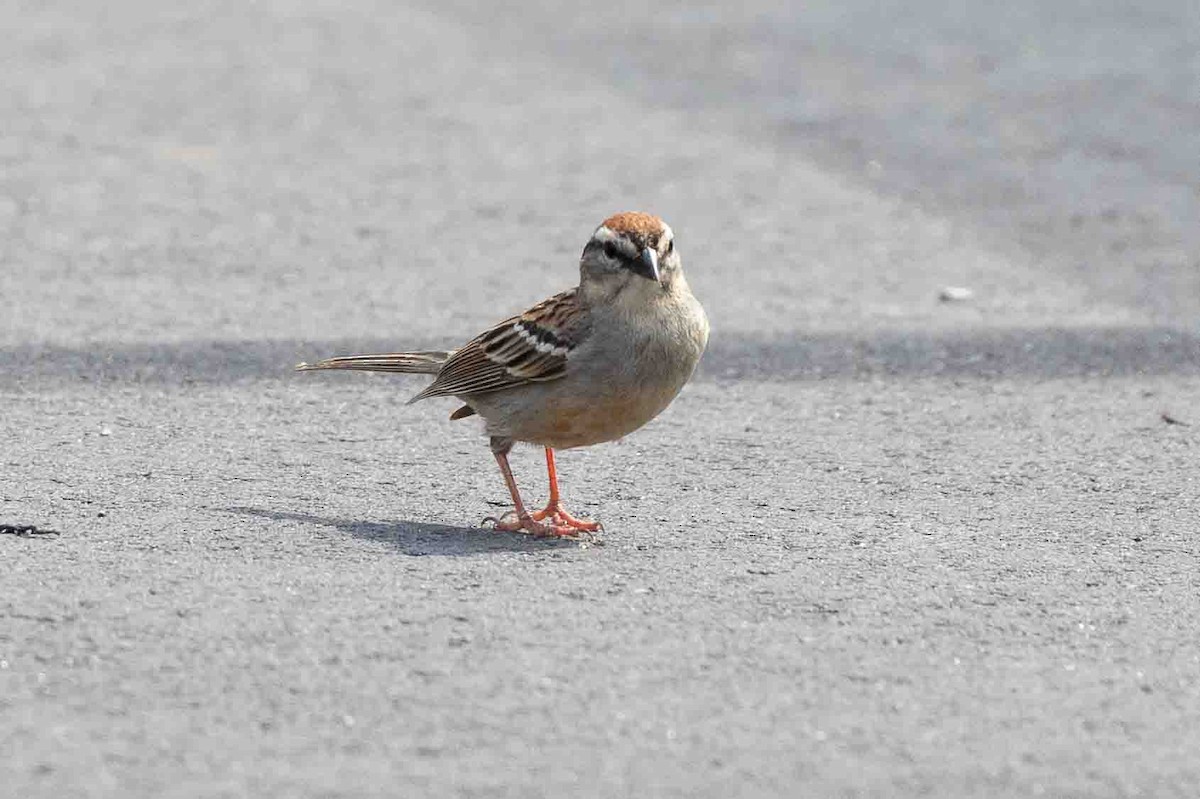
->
[223,506,583,556]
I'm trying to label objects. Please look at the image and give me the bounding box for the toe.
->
[531,503,600,532]
[553,511,601,532]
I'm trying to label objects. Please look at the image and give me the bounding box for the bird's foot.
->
[530,502,602,532]
[483,509,599,539]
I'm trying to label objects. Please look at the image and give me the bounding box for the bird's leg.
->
[529,447,601,532]
[485,439,579,538]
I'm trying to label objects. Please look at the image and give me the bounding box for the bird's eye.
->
[603,241,620,259]
[664,239,674,256]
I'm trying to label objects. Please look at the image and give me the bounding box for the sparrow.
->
[297,212,709,537]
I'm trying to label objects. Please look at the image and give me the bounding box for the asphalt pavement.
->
[3,2,1199,797]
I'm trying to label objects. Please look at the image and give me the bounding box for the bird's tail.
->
[295,350,453,375]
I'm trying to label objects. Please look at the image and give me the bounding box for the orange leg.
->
[487,447,586,538]
[528,447,601,532]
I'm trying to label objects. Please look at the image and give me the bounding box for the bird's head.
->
[579,212,681,303]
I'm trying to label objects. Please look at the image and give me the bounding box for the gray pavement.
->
[3,2,1199,797]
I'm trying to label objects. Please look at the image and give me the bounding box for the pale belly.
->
[469,367,693,449]
[518,388,679,449]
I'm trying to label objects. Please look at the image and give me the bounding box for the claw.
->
[482,510,520,529]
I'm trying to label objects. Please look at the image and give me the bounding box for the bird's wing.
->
[409,289,586,402]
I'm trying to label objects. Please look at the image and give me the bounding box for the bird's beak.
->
[635,247,661,283]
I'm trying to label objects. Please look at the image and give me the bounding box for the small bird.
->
[297,212,709,537]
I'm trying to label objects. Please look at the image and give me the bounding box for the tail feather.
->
[295,350,453,375]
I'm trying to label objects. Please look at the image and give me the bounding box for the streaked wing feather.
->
[410,289,583,402]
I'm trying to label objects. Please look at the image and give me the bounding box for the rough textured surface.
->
[3,2,1199,797]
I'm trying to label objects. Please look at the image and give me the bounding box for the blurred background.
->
[4,0,1197,351]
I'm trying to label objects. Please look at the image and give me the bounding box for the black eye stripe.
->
[603,241,621,259]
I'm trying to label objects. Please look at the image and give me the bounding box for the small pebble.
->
[938,286,974,302]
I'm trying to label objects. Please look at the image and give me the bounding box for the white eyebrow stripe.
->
[591,225,618,243]
[511,322,570,356]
